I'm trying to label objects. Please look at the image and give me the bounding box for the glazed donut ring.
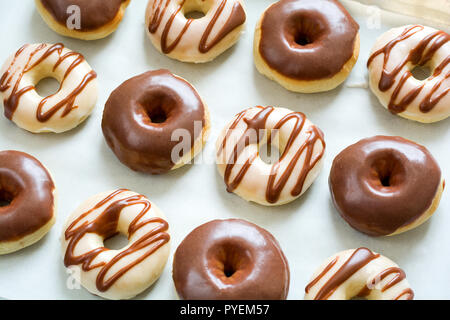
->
[102,69,210,174]
[305,247,414,300]
[145,0,246,63]
[0,150,56,255]
[61,189,171,300]
[329,136,444,236]
[172,219,290,300]
[368,25,450,123]
[216,106,325,206]
[35,0,130,40]
[254,0,360,93]
[0,43,98,133]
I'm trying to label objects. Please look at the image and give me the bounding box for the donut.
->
[216,106,325,206]
[305,247,414,300]
[35,0,131,40]
[102,69,210,174]
[329,136,444,236]
[254,0,360,93]
[367,25,450,123]
[0,43,98,133]
[172,219,290,300]
[145,0,246,63]
[61,189,171,300]
[0,150,56,255]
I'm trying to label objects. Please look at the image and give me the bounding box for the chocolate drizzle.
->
[329,136,442,236]
[172,219,290,300]
[358,267,408,297]
[313,248,379,300]
[306,248,414,300]
[0,150,55,242]
[40,0,127,31]
[258,0,359,80]
[102,69,206,174]
[218,106,325,204]
[367,25,450,113]
[64,189,170,292]
[0,43,97,122]
[148,0,246,54]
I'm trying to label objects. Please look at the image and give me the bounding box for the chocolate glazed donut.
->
[172,219,290,300]
[0,151,56,254]
[39,0,127,31]
[329,136,443,236]
[258,0,359,80]
[102,69,207,174]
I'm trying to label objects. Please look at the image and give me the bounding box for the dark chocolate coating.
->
[173,219,290,300]
[102,69,206,174]
[0,150,55,242]
[258,0,359,80]
[329,136,442,236]
[40,0,127,31]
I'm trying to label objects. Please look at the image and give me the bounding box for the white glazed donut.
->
[305,247,414,300]
[216,106,326,206]
[367,25,450,123]
[0,43,98,133]
[61,189,171,300]
[145,0,246,63]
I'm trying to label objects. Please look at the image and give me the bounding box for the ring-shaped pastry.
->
[61,189,171,300]
[0,43,98,133]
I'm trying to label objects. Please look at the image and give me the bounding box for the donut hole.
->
[35,77,61,97]
[208,242,252,281]
[0,190,13,207]
[184,11,206,19]
[287,15,326,48]
[182,0,212,20]
[411,65,432,81]
[147,106,167,124]
[104,233,129,250]
[370,154,406,188]
[295,33,312,46]
[140,95,172,124]
[259,142,281,165]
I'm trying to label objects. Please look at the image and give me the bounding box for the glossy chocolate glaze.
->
[40,0,127,31]
[329,136,441,236]
[64,189,170,292]
[172,219,290,300]
[102,69,205,174]
[258,0,359,80]
[0,150,55,242]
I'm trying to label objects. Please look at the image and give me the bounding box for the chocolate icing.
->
[367,25,449,114]
[0,150,55,242]
[64,189,170,292]
[102,69,205,174]
[258,0,359,80]
[40,0,127,31]
[172,219,290,300]
[148,0,246,54]
[329,136,442,236]
[218,106,325,204]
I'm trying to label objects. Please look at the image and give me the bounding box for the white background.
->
[0,0,449,299]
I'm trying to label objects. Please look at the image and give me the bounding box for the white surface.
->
[0,0,449,300]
